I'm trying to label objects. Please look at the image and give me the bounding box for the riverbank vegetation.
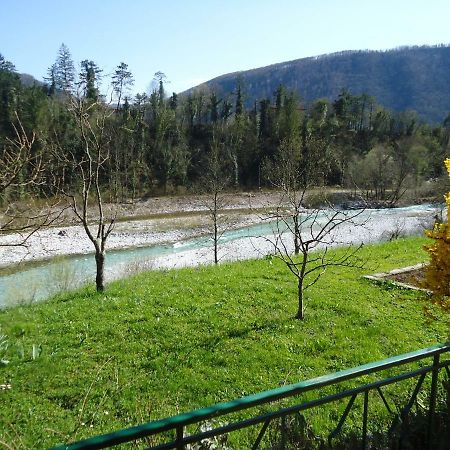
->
[0,237,448,448]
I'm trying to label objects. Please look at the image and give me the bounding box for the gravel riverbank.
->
[0,191,280,268]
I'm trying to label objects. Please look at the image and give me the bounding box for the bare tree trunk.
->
[214,223,218,264]
[231,154,238,187]
[95,249,105,292]
[296,277,304,320]
[213,192,219,264]
[293,214,300,255]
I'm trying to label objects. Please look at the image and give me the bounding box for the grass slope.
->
[0,237,448,448]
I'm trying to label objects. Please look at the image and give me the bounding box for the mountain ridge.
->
[19,73,42,87]
[187,44,450,123]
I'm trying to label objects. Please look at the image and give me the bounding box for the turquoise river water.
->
[0,204,441,307]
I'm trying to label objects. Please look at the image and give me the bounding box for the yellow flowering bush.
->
[424,159,450,307]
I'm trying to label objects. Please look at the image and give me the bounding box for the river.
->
[0,204,441,307]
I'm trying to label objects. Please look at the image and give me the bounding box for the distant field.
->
[0,237,448,448]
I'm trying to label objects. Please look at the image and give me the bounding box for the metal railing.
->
[52,342,450,450]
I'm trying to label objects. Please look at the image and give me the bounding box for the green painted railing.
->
[52,342,450,450]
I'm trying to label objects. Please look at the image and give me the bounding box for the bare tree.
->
[0,113,41,196]
[197,131,232,264]
[45,96,115,292]
[0,113,62,248]
[264,138,365,320]
[112,62,134,111]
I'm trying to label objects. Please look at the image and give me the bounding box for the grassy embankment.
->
[0,237,448,448]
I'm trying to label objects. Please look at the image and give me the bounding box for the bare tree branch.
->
[0,112,43,193]
[260,137,366,319]
[0,113,70,248]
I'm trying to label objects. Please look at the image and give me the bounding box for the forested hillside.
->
[188,45,450,123]
[1,45,449,213]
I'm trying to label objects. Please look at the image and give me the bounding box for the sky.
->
[1,0,450,96]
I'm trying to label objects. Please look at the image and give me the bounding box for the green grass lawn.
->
[0,237,448,448]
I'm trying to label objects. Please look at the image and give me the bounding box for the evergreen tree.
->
[221,99,232,121]
[169,92,178,110]
[209,92,221,123]
[44,63,57,96]
[0,54,21,140]
[78,60,102,100]
[112,62,134,110]
[185,95,195,129]
[235,82,244,116]
[0,54,16,72]
[153,71,167,105]
[275,84,285,113]
[259,99,271,139]
[54,43,75,92]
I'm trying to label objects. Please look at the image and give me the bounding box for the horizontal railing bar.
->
[145,362,450,450]
[52,343,450,450]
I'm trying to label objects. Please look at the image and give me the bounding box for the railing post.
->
[427,353,440,450]
[362,391,369,450]
[280,415,287,448]
[176,425,184,450]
